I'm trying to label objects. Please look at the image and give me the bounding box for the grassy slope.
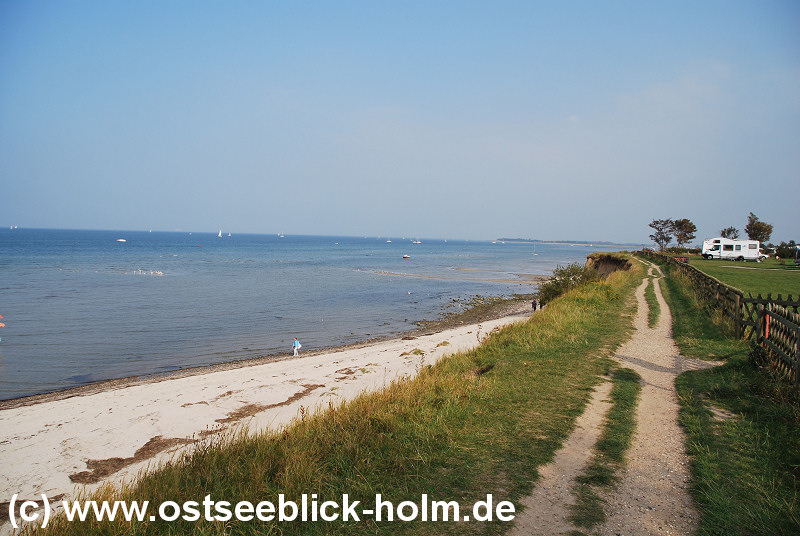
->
[658,261,800,535]
[30,262,643,536]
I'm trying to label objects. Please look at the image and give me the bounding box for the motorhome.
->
[701,237,764,261]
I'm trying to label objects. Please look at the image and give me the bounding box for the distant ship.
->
[218,230,223,238]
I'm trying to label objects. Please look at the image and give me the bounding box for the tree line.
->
[648,212,781,252]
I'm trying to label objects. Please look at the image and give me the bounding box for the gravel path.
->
[510,260,718,535]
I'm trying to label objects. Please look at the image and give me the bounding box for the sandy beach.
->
[0,306,532,530]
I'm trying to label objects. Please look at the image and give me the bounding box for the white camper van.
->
[701,237,764,261]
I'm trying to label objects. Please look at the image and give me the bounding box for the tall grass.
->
[28,260,643,536]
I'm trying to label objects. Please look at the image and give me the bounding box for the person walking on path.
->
[292,337,301,356]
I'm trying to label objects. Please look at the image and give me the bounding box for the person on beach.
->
[532,299,538,311]
[292,337,302,356]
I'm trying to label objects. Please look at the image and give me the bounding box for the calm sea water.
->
[0,229,605,400]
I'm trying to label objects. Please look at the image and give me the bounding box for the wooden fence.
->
[640,250,800,390]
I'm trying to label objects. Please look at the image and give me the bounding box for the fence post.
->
[795,336,799,395]
[755,301,764,345]
[734,293,742,338]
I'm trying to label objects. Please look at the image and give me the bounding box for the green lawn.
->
[688,258,800,297]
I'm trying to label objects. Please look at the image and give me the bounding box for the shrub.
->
[537,263,601,305]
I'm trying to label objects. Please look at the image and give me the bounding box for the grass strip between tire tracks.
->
[568,367,642,532]
[644,275,660,329]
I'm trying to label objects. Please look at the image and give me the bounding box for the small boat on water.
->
[218,230,223,238]
[116,239,127,242]
[403,255,411,259]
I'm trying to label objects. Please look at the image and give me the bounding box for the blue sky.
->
[1,1,798,244]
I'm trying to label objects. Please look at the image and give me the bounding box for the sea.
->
[0,228,612,401]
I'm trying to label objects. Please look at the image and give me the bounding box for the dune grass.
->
[28,260,643,536]
[656,260,800,535]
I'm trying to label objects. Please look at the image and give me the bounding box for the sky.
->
[1,1,798,244]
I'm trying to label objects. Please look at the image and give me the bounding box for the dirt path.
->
[510,260,718,535]
[508,379,613,535]
[596,261,716,535]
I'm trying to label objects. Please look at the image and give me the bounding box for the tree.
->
[744,212,773,243]
[775,240,797,259]
[720,226,739,239]
[672,218,697,248]
[649,219,674,251]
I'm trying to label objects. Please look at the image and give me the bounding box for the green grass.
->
[644,276,660,328]
[569,367,642,529]
[29,259,644,536]
[688,258,800,297]
[656,260,800,535]
[659,266,744,361]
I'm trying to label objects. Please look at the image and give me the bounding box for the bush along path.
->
[510,260,718,535]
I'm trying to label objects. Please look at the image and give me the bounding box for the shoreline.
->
[0,301,535,516]
[0,295,535,410]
